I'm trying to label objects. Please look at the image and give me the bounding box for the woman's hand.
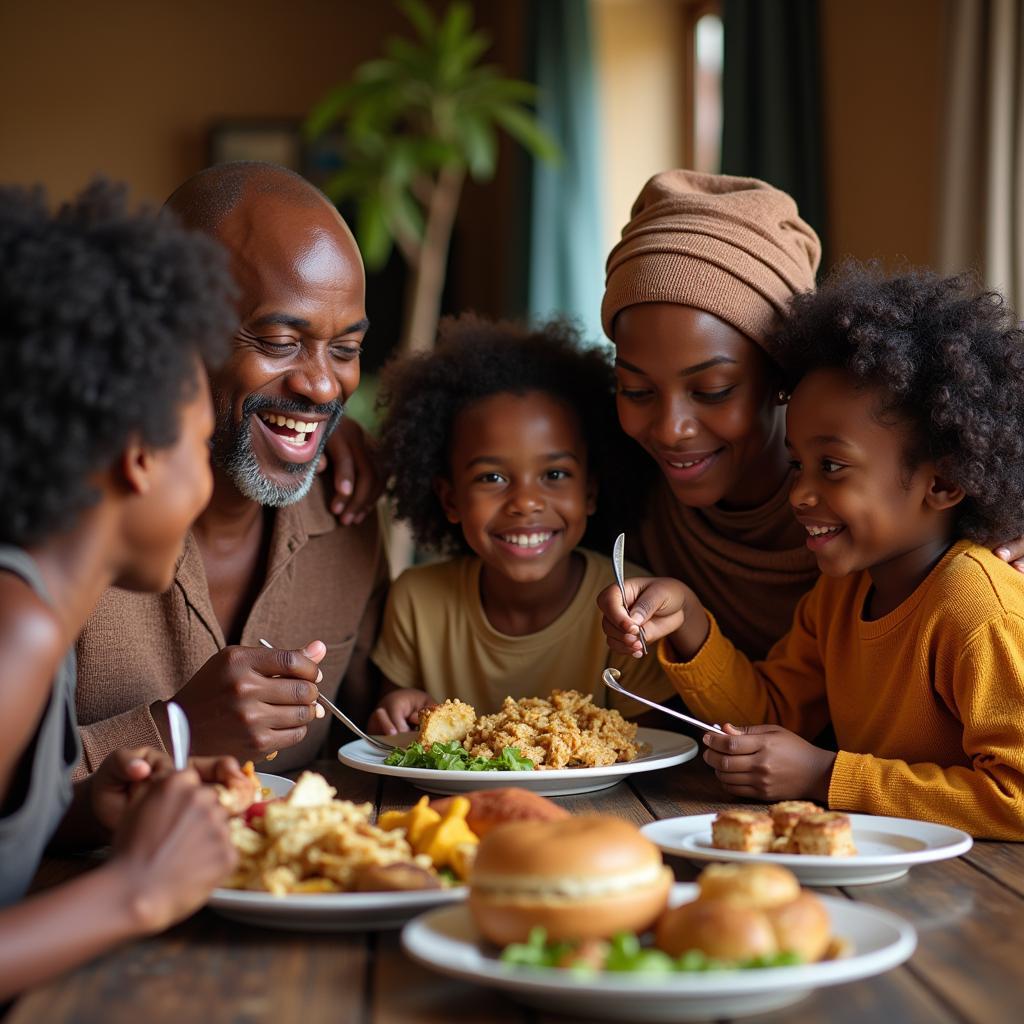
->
[110,768,237,934]
[702,723,837,803]
[317,417,384,524]
[368,688,436,735]
[993,536,1024,573]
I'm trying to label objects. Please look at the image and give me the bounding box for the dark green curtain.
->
[721,0,826,259]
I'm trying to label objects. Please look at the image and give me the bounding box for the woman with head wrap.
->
[601,170,1024,659]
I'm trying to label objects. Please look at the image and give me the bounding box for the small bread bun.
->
[430,788,569,838]
[764,891,831,962]
[655,899,778,960]
[469,815,671,945]
[696,863,800,910]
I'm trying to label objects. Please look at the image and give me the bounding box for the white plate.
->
[208,884,466,932]
[255,772,294,798]
[401,883,916,1022]
[641,813,973,886]
[338,727,699,796]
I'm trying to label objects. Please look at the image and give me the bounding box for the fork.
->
[602,668,728,736]
[612,533,649,656]
[258,638,399,752]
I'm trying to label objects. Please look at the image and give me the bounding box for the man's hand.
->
[317,417,383,525]
[368,688,436,735]
[702,723,837,803]
[597,576,709,659]
[166,642,328,760]
[994,536,1024,573]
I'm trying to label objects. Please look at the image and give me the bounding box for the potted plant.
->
[305,0,560,354]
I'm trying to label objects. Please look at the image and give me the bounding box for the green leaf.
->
[356,192,393,270]
[491,103,562,163]
[400,0,437,42]
[454,112,496,179]
[304,83,357,140]
[439,2,473,51]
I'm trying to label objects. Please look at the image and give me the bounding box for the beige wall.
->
[820,0,946,268]
[0,1,415,203]
[592,0,688,255]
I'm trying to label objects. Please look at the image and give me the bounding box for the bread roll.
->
[696,862,801,910]
[655,899,778,961]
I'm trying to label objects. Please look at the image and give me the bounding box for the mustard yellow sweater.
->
[660,541,1024,839]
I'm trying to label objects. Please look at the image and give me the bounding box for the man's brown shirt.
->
[73,478,387,775]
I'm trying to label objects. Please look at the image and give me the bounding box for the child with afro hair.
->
[600,262,1024,838]
[367,314,675,734]
[0,180,241,998]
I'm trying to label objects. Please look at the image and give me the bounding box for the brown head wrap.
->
[602,170,821,347]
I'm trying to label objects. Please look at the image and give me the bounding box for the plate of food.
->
[641,805,973,886]
[208,771,472,931]
[255,771,293,798]
[338,691,699,796]
[401,814,917,1021]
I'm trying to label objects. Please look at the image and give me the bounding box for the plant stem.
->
[401,162,465,353]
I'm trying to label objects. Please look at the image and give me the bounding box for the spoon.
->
[166,700,191,771]
[612,533,648,655]
[602,668,728,737]
[257,638,399,753]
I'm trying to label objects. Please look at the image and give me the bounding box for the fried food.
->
[430,788,570,838]
[790,812,857,856]
[215,759,264,816]
[710,805,856,857]
[419,699,476,749]
[711,810,774,853]
[223,771,437,895]
[465,690,639,769]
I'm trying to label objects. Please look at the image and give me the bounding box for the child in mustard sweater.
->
[367,315,674,734]
[599,263,1024,838]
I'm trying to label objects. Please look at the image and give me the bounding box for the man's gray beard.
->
[211,399,343,508]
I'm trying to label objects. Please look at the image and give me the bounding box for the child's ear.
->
[924,473,965,512]
[117,439,155,496]
[586,474,598,516]
[434,476,460,524]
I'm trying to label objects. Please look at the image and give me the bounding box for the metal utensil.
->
[602,668,728,737]
[166,700,191,770]
[258,638,399,753]
[612,532,648,655]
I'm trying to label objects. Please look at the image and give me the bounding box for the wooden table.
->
[10,758,1024,1024]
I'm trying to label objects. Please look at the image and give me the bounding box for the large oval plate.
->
[641,813,973,885]
[208,884,466,932]
[338,727,698,796]
[401,883,916,1022]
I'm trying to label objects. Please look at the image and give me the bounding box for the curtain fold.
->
[720,0,826,257]
[525,0,605,342]
[939,0,1024,311]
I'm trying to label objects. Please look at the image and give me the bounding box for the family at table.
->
[2,158,1024,1001]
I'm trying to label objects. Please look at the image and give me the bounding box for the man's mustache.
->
[239,393,344,420]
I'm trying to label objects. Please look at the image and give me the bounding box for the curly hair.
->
[770,261,1024,543]
[0,178,237,547]
[378,314,626,554]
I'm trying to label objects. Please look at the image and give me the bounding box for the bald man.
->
[73,162,388,774]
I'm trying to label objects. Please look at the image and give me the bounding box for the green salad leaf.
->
[383,740,535,772]
[499,928,806,974]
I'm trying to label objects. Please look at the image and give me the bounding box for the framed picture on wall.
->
[208,119,302,170]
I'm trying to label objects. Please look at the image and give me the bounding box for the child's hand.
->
[89,747,173,833]
[109,768,236,933]
[702,723,838,803]
[368,688,436,735]
[597,576,709,659]
[316,416,383,525]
